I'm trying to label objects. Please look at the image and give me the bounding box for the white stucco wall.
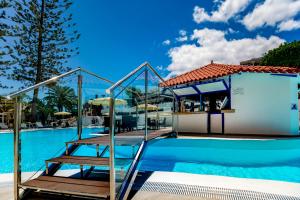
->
[175,114,207,133]
[225,73,299,135]
[211,114,222,133]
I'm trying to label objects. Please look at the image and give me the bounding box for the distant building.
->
[0,97,14,127]
[240,57,262,66]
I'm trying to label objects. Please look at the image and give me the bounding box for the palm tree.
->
[36,98,55,124]
[45,86,77,112]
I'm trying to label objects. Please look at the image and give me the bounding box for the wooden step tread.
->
[46,156,133,167]
[67,136,142,146]
[46,156,109,166]
[21,176,109,198]
[66,128,172,146]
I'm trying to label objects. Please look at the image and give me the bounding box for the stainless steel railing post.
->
[109,93,116,200]
[14,97,22,200]
[172,97,175,132]
[144,68,148,141]
[156,84,159,130]
[77,74,83,139]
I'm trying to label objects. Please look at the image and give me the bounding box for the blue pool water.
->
[2,129,300,184]
[139,138,300,183]
[0,128,136,173]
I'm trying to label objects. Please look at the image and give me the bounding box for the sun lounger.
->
[21,123,27,129]
[51,122,57,128]
[26,122,34,128]
[69,121,77,127]
[35,122,44,128]
[0,123,8,129]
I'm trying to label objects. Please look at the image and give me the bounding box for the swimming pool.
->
[2,129,300,184]
[139,138,300,183]
[0,128,136,173]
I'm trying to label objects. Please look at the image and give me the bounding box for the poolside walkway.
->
[132,171,300,200]
[0,182,13,200]
[0,172,42,200]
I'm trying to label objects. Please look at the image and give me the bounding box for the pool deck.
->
[0,170,300,200]
[2,167,300,199]
[132,171,300,200]
[3,171,300,200]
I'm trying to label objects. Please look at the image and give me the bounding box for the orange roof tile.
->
[162,63,300,87]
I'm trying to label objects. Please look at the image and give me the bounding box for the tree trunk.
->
[31,0,45,122]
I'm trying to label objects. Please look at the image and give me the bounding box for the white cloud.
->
[193,0,251,23]
[243,0,300,30]
[167,28,285,76]
[176,29,188,42]
[162,39,171,46]
[191,28,225,45]
[278,19,300,31]
[193,6,209,23]
[176,36,188,42]
[179,30,187,36]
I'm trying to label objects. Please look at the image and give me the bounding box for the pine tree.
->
[0,0,12,89]
[9,0,80,121]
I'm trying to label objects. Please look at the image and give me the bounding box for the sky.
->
[69,0,300,79]
[2,0,300,93]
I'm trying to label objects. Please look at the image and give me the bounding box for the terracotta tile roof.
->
[162,63,300,87]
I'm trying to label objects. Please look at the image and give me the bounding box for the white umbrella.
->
[54,111,72,116]
[137,104,158,111]
[88,97,127,106]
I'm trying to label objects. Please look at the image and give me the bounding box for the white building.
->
[163,63,300,136]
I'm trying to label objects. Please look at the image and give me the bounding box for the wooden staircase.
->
[20,129,172,199]
[21,135,113,199]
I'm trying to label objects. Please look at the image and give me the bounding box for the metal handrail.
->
[11,67,114,200]
[107,61,180,200]
[6,67,113,99]
[7,68,81,99]
[106,62,168,94]
[81,68,114,85]
[110,61,179,137]
[116,141,146,200]
[106,62,148,94]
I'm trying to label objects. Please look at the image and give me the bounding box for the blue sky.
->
[69,0,202,78]
[69,0,300,79]
[2,0,300,93]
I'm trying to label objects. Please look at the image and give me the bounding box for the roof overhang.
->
[195,80,228,94]
[173,79,229,97]
[173,87,198,96]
